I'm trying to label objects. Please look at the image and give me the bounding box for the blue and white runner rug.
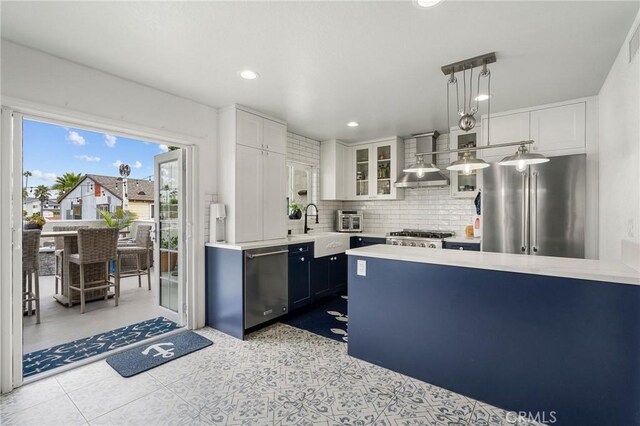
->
[106,331,212,377]
[23,316,180,378]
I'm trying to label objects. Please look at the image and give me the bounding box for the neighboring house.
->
[58,174,154,220]
[23,197,61,219]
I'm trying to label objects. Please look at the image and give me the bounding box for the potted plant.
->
[24,213,46,230]
[289,202,303,220]
[98,208,137,230]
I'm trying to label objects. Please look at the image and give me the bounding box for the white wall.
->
[1,40,217,328]
[598,12,640,263]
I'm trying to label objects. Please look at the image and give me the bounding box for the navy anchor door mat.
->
[106,331,212,377]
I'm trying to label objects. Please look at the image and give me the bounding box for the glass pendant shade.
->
[498,145,549,170]
[403,155,440,178]
[446,152,490,175]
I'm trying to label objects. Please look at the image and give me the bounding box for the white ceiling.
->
[1,1,638,142]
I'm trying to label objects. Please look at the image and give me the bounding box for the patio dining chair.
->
[22,229,42,324]
[114,225,152,293]
[53,225,88,294]
[68,228,119,314]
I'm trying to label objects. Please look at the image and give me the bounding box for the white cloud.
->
[31,170,57,182]
[112,160,123,168]
[75,155,101,162]
[159,144,169,153]
[104,134,117,148]
[67,131,86,146]
[132,161,143,168]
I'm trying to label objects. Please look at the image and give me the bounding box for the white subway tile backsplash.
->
[286,132,476,237]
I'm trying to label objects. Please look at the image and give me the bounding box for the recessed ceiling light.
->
[475,94,492,102]
[413,0,444,8]
[239,70,259,80]
[347,121,359,127]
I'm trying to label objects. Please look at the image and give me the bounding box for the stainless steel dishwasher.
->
[244,245,289,329]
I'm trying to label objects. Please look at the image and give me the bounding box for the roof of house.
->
[58,174,155,203]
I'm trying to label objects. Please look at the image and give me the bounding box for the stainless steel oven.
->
[336,210,364,232]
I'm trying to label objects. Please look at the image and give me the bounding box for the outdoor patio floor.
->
[23,268,165,354]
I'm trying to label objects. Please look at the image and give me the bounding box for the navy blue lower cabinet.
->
[347,256,640,426]
[288,254,311,312]
[443,241,480,251]
[311,256,331,298]
[350,236,386,249]
[329,253,348,292]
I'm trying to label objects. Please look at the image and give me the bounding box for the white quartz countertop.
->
[346,245,640,286]
[205,232,388,251]
[206,236,315,251]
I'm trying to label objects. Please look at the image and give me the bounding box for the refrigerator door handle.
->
[521,172,529,254]
[531,171,538,254]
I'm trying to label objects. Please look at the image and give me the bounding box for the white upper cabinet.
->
[530,102,586,155]
[320,137,403,201]
[481,112,530,162]
[480,98,590,162]
[450,128,482,198]
[218,105,288,243]
[236,109,263,150]
[320,139,349,200]
[352,137,404,201]
[263,119,287,155]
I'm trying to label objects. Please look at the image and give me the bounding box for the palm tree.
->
[33,185,51,216]
[52,172,83,199]
[23,170,32,186]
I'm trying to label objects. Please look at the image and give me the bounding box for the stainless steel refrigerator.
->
[482,154,586,258]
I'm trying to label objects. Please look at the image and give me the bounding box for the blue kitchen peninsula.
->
[345,245,640,426]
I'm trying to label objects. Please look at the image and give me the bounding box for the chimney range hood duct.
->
[395,131,450,188]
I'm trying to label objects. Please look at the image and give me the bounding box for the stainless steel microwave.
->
[336,210,363,232]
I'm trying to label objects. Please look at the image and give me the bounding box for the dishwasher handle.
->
[245,249,288,259]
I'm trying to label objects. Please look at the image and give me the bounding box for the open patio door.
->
[154,149,186,325]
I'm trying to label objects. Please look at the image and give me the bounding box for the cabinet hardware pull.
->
[301,257,305,261]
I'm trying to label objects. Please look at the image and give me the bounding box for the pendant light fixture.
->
[447,151,490,175]
[498,144,549,171]
[403,154,440,178]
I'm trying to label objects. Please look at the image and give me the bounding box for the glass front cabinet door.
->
[450,127,482,198]
[352,137,403,200]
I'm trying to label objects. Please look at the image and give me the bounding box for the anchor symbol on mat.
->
[142,342,175,358]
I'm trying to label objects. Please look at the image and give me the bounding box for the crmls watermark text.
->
[506,410,557,424]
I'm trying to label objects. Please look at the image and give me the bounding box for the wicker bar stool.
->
[22,229,42,324]
[115,225,152,293]
[53,225,88,294]
[68,228,119,314]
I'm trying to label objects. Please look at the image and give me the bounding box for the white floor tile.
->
[55,361,120,393]
[1,394,86,426]
[68,373,161,420]
[0,377,66,417]
[90,388,208,426]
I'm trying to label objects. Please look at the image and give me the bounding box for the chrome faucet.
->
[304,203,319,234]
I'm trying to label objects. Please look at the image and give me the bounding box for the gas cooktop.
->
[387,230,455,239]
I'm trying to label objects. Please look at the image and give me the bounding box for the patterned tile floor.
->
[1,324,542,425]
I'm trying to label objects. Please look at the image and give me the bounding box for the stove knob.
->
[391,241,398,245]
[409,242,416,247]
[400,241,406,246]
[428,243,437,249]
[419,243,426,248]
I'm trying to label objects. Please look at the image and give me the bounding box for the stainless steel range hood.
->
[395,131,450,188]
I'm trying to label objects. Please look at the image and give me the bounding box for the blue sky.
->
[23,118,168,191]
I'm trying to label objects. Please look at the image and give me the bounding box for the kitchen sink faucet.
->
[304,203,319,234]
